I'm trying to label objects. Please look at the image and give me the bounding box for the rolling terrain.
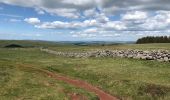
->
[0,40,170,100]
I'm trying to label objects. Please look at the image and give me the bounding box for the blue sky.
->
[0,0,170,41]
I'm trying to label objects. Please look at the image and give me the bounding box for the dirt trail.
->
[19,64,118,100]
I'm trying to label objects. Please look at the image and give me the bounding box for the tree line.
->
[136,36,170,44]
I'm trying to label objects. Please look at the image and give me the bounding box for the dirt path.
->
[19,64,118,100]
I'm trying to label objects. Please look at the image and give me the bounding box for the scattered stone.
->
[164,57,169,62]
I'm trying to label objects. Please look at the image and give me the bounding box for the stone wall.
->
[41,48,170,62]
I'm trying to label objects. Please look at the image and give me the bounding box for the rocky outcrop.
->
[41,48,170,62]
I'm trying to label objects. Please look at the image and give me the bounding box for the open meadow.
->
[0,40,170,100]
[1,0,170,100]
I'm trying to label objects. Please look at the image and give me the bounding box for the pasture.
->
[0,40,170,100]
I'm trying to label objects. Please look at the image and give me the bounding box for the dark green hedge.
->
[136,36,170,44]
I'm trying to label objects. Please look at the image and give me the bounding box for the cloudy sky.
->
[0,0,170,41]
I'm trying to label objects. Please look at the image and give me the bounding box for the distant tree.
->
[4,44,23,48]
[136,36,170,44]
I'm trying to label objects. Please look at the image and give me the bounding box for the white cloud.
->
[24,9,170,38]
[71,28,99,38]
[9,19,21,22]
[1,0,170,40]
[102,21,127,30]
[96,13,109,23]
[71,29,122,38]
[36,21,78,29]
[44,8,80,19]
[102,6,119,15]
[72,32,97,38]
[102,33,120,37]
[35,8,45,15]
[32,18,127,31]
[24,18,41,25]
[1,0,170,19]
[0,0,95,18]
[84,28,98,33]
[61,0,95,7]
[139,11,170,30]
[34,19,99,29]
[122,11,148,20]
[83,19,98,27]
[84,8,98,17]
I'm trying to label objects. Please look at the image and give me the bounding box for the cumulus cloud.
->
[139,11,170,30]
[72,33,97,38]
[71,29,123,38]
[83,8,97,17]
[98,0,170,12]
[2,0,170,18]
[83,28,98,33]
[122,11,148,20]
[96,13,109,23]
[24,18,41,25]
[71,29,97,38]
[102,21,127,30]
[35,21,78,29]
[24,9,170,38]
[35,8,45,15]
[44,8,80,19]
[28,18,127,31]
[2,0,170,39]
[102,33,121,37]
[34,20,95,29]
[0,0,95,18]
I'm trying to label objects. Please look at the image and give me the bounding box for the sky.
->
[0,0,170,41]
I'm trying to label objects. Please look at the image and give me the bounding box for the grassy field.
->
[0,41,170,100]
[0,49,97,100]
[47,43,170,52]
[1,40,170,51]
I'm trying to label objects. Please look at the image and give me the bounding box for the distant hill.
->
[0,40,135,48]
[59,41,135,46]
[0,40,64,48]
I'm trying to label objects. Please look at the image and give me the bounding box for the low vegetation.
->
[4,44,23,48]
[0,40,170,100]
[0,49,98,100]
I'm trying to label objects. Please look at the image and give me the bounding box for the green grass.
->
[47,57,170,99]
[1,40,170,51]
[39,56,170,100]
[0,41,170,100]
[0,53,97,100]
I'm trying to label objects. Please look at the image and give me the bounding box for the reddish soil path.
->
[19,65,119,100]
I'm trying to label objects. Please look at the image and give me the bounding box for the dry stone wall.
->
[41,48,170,62]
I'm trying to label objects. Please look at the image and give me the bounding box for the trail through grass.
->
[0,59,97,100]
[0,42,170,100]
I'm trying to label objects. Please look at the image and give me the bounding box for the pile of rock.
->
[41,48,170,62]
